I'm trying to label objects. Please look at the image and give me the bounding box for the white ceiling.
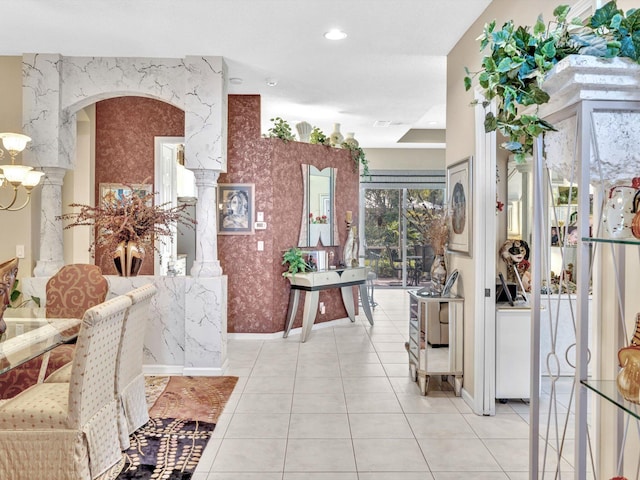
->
[1,0,491,149]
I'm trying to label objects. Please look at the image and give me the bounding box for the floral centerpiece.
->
[309,213,328,224]
[57,183,195,275]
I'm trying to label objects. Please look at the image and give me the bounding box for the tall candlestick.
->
[346,210,352,223]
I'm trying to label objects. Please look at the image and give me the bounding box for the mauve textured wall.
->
[95,97,185,275]
[221,95,360,334]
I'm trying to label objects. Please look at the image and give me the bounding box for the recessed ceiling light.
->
[266,78,278,87]
[324,29,347,40]
[229,77,243,85]
[373,120,391,128]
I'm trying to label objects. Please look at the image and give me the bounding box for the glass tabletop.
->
[0,309,81,375]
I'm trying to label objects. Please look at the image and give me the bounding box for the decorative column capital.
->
[41,166,67,186]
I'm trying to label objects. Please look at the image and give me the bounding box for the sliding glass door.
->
[363,187,444,288]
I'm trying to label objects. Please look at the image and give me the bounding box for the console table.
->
[283,267,374,342]
[408,291,464,395]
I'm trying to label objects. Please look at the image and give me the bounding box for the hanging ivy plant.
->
[341,142,371,178]
[309,126,330,146]
[464,1,640,162]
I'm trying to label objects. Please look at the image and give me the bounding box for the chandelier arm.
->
[6,192,32,211]
[0,185,20,211]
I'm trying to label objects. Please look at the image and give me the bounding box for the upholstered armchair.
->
[0,264,108,399]
[48,283,158,450]
[0,294,132,479]
[0,257,19,335]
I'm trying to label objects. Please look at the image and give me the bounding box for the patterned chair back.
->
[46,264,108,319]
[0,257,19,324]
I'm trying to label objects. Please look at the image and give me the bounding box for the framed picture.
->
[217,183,254,235]
[100,183,153,205]
[447,156,473,257]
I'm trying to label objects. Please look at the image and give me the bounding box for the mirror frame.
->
[298,164,338,247]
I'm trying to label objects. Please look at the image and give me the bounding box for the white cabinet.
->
[496,307,531,400]
[408,292,464,396]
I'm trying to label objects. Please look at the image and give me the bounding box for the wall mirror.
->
[154,136,197,276]
[506,159,533,244]
[298,164,338,247]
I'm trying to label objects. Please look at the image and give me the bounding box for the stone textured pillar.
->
[33,167,66,277]
[190,169,222,277]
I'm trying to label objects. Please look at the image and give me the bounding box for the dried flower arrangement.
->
[57,183,196,259]
[405,196,449,255]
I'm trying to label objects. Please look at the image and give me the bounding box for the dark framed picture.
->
[447,156,473,257]
[217,183,254,235]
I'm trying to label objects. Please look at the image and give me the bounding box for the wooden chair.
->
[0,264,108,399]
[47,283,158,450]
[0,294,132,479]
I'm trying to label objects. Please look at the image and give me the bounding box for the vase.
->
[343,226,358,267]
[329,123,344,147]
[296,121,312,142]
[430,254,447,293]
[616,345,640,403]
[113,241,145,277]
[603,183,640,240]
[342,132,359,148]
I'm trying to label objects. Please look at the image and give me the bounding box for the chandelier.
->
[0,132,44,211]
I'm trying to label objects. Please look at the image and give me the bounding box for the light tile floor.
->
[191,289,563,479]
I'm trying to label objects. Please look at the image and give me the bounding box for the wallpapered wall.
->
[94,94,360,333]
[95,97,185,275]
[221,95,360,334]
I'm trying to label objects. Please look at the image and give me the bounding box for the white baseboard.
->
[461,387,479,414]
[143,365,184,376]
[182,366,226,376]
[228,317,352,340]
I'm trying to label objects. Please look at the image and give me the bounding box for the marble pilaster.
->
[190,169,222,277]
[184,56,228,171]
[184,276,227,375]
[22,54,70,170]
[33,167,66,277]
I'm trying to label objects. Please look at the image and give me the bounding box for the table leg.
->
[283,290,301,338]
[358,284,374,325]
[301,291,320,342]
[340,286,356,322]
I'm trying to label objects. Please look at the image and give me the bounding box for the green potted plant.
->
[464,1,640,162]
[266,117,295,143]
[282,247,310,276]
[309,126,330,146]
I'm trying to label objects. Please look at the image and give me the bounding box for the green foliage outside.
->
[364,188,444,278]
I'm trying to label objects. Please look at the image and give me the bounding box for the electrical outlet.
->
[16,245,25,258]
[257,241,264,251]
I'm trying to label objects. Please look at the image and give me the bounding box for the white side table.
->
[408,291,464,395]
[284,267,374,342]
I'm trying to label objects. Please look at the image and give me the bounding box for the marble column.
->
[190,169,222,277]
[33,167,66,277]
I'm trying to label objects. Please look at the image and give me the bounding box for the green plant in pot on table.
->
[464,1,640,163]
[282,247,311,276]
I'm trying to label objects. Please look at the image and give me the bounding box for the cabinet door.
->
[495,309,530,399]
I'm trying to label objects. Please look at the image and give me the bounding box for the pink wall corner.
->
[222,95,360,334]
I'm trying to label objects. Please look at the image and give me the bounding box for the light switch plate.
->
[257,211,264,222]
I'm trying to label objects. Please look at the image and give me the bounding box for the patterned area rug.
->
[106,376,238,480]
